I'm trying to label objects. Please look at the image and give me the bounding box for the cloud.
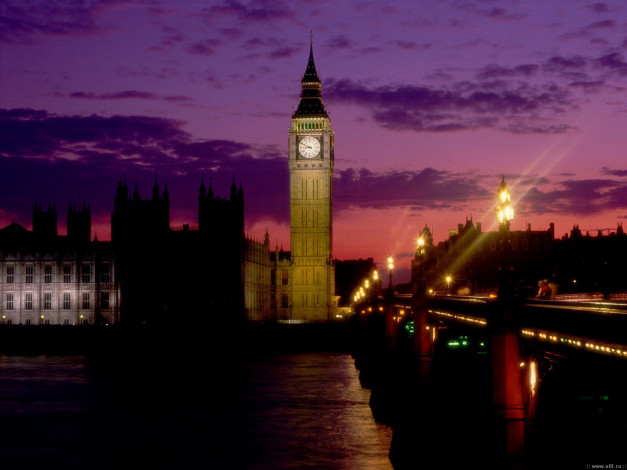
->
[69,90,192,102]
[594,52,627,76]
[3,109,627,239]
[334,167,492,211]
[0,0,129,44]
[0,108,288,231]
[203,0,295,23]
[325,78,575,134]
[477,64,539,80]
[186,39,222,56]
[470,7,525,21]
[240,36,302,59]
[515,178,627,216]
[602,167,627,177]
[587,3,610,14]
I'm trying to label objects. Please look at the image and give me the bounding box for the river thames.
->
[0,350,393,469]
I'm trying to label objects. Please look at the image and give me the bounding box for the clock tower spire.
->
[287,41,336,322]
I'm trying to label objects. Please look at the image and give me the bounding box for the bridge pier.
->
[412,294,432,384]
[384,301,398,353]
[491,327,525,462]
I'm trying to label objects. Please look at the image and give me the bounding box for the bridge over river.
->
[352,290,627,469]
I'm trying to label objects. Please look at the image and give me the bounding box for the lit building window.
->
[44,292,51,310]
[6,266,14,284]
[63,292,71,310]
[44,265,53,284]
[82,292,90,309]
[25,292,33,310]
[101,292,109,309]
[25,265,33,284]
[282,270,289,286]
[63,265,72,283]
[6,293,14,310]
[82,264,90,283]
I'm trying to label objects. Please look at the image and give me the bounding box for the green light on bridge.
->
[404,320,415,336]
[447,336,470,349]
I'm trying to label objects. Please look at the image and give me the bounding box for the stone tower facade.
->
[288,43,336,321]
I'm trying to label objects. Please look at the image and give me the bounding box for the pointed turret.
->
[293,40,328,118]
[152,177,160,201]
[230,177,237,201]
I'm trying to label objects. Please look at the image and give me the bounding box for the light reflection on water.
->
[229,353,394,470]
[0,352,392,470]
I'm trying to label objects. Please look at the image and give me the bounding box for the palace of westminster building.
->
[3,45,627,326]
[0,44,340,325]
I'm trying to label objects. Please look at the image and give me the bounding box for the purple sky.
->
[2,1,627,282]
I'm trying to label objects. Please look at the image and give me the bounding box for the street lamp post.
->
[446,275,452,294]
[417,236,425,294]
[496,176,514,299]
[387,256,394,289]
[496,176,514,232]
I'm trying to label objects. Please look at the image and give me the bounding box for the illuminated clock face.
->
[298,136,320,158]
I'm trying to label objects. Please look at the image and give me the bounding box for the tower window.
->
[281,270,289,286]
[82,292,90,309]
[6,293,14,310]
[24,293,33,310]
[63,292,71,310]
[25,265,33,284]
[44,292,51,310]
[6,266,14,284]
[281,294,289,309]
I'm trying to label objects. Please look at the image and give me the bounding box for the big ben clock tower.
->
[288,42,336,322]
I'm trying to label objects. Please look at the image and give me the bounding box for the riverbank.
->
[0,320,358,356]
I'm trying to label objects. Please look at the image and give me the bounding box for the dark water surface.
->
[0,351,393,470]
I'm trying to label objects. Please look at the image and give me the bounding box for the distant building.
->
[0,45,348,325]
[0,203,117,325]
[411,178,627,298]
[111,178,245,325]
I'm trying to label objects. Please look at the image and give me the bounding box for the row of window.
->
[270,269,289,286]
[2,264,111,284]
[295,122,324,130]
[4,292,111,310]
[486,238,546,251]
[1,318,88,326]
